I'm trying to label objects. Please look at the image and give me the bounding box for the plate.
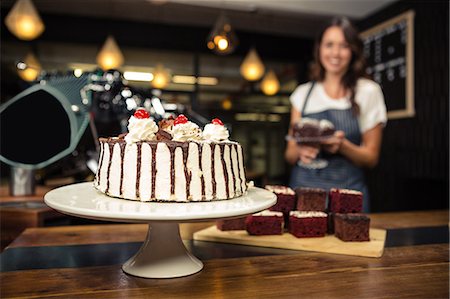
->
[44,182,277,223]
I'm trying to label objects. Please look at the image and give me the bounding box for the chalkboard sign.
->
[360,10,415,119]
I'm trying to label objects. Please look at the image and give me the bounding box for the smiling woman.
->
[285,17,387,212]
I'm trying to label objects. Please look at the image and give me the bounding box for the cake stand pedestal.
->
[44,182,276,279]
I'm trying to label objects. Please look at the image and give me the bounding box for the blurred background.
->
[0,0,448,214]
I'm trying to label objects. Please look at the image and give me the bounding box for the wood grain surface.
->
[1,244,448,299]
[193,226,386,257]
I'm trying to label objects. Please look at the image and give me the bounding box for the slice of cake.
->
[292,118,320,142]
[265,185,296,214]
[334,213,370,242]
[245,210,284,235]
[216,217,247,231]
[296,187,327,212]
[329,188,363,213]
[289,211,328,238]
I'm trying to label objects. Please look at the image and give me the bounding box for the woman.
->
[285,17,387,212]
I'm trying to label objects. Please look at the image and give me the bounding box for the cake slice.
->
[296,187,327,212]
[334,213,370,242]
[329,188,363,213]
[216,217,247,231]
[245,210,284,235]
[265,185,296,213]
[289,211,328,238]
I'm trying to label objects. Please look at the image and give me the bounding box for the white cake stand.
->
[44,182,276,279]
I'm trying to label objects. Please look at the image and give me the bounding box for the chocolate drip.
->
[229,144,235,195]
[105,143,115,194]
[219,144,229,199]
[136,143,142,198]
[182,144,191,200]
[210,144,216,197]
[233,144,241,194]
[150,144,157,199]
[119,143,126,196]
[241,146,247,190]
[169,144,176,196]
[96,143,105,184]
[199,144,205,199]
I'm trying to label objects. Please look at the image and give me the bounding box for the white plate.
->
[44,182,276,223]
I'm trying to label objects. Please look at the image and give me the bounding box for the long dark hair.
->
[310,17,368,115]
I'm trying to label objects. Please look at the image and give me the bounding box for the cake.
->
[334,213,370,242]
[288,211,328,238]
[292,118,335,142]
[265,185,296,214]
[216,217,247,231]
[94,110,247,202]
[329,188,363,213]
[245,210,284,235]
[295,187,327,212]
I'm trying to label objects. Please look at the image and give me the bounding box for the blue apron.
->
[289,82,370,212]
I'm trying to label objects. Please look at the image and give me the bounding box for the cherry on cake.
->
[216,217,247,231]
[245,210,284,235]
[289,211,328,238]
[296,187,327,212]
[94,110,247,202]
[334,213,370,242]
[329,188,363,213]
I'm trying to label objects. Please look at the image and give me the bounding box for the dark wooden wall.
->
[357,0,449,211]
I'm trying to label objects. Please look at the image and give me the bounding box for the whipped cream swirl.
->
[125,115,158,144]
[172,121,203,142]
[202,123,229,142]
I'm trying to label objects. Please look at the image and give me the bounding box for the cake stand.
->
[44,182,276,279]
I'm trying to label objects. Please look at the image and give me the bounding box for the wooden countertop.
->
[6,210,448,248]
[1,210,449,298]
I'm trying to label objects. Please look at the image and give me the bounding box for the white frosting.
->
[122,143,137,199]
[290,211,327,218]
[139,143,152,201]
[319,119,335,130]
[125,115,158,144]
[253,210,283,217]
[331,188,362,195]
[202,123,230,142]
[265,185,295,195]
[172,121,203,142]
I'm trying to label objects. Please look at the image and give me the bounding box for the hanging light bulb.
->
[151,64,170,89]
[5,0,45,41]
[96,35,124,71]
[261,70,280,96]
[240,48,265,81]
[222,97,232,110]
[206,14,238,55]
[17,52,41,81]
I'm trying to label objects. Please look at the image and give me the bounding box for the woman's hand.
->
[297,144,320,164]
[321,130,345,154]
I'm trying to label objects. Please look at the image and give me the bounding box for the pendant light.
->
[240,48,265,81]
[207,14,238,55]
[261,70,280,96]
[17,52,41,81]
[96,35,124,71]
[5,0,45,41]
[151,64,170,89]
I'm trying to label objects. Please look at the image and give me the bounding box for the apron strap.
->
[301,81,315,116]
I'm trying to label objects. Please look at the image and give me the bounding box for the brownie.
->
[334,213,370,242]
[296,187,327,212]
[265,185,296,213]
[289,211,328,238]
[245,210,284,236]
[216,217,247,231]
[327,212,335,234]
[329,188,363,213]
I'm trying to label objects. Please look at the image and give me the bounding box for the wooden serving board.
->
[193,226,386,258]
